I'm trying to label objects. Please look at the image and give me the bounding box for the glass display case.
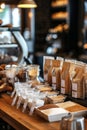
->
[0,27,28,64]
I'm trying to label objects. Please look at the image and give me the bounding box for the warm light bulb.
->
[18,4,37,8]
[17,0,37,8]
[28,11,33,18]
[83,43,87,49]
[1,3,5,9]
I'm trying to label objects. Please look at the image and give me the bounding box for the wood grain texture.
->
[0,94,60,130]
[0,94,87,130]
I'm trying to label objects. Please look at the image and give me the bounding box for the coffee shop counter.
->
[0,93,60,130]
[0,93,87,130]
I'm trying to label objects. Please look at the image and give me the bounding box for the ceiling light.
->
[1,3,5,9]
[17,0,37,8]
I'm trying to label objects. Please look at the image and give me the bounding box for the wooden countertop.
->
[0,94,60,130]
[0,93,87,130]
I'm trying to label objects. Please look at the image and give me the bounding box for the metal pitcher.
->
[60,113,85,130]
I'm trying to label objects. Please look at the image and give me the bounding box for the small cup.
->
[60,113,72,130]
[73,117,85,130]
[60,114,85,130]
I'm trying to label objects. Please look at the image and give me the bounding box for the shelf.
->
[0,27,21,32]
[0,44,18,48]
[50,0,69,29]
[48,24,69,33]
[51,1,68,8]
[51,12,68,20]
[51,5,67,8]
[51,17,68,21]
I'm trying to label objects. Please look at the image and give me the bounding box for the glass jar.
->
[27,64,40,80]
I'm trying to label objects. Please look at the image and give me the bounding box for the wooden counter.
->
[0,94,87,130]
[0,94,61,130]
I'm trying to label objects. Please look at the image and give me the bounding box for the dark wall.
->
[67,0,84,56]
[35,0,51,52]
[34,0,84,56]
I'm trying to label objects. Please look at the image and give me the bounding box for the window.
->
[0,5,21,27]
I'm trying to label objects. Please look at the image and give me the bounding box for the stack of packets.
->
[43,56,87,99]
[11,81,63,115]
[82,65,87,99]
[43,56,63,91]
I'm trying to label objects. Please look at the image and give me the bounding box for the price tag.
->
[61,87,65,94]
[72,91,77,98]
[61,79,65,87]
[44,74,48,81]
[72,83,77,91]
[52,83,56,90]
[52,76,56,83]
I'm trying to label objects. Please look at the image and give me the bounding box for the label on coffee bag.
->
[61,87,65,94]
[52,76,56,83]
[61,79,65,87]
[72,83,77,91]
[72,91,77,98]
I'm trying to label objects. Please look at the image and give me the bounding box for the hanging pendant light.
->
[0,3,5,12]
[17,0,37,8]
[1,3,5,9]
